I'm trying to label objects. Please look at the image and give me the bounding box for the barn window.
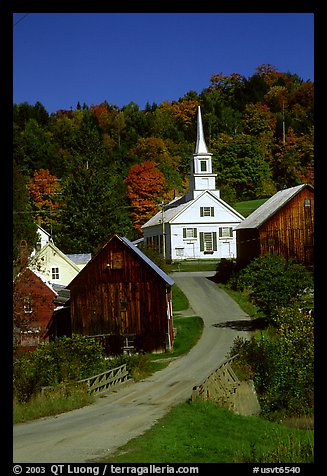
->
[51,267,60,280]
[120,301,127,312]
[200,207,214,217]
[111,251,123,269]
[304,198,311,207]
[183,228,197,239]
[23,296,33,313]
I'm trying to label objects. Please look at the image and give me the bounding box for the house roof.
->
[14,266,57,295]
[52,284,71,305]
[236,184,314,230]
[65,253,92,265]
[142,190,244,228]
[29,241,81,273]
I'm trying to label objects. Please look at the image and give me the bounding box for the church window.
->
[219,227,233,238]
[183,228,197,239]
[200,207,214,217]
[200,232,217,253]
[200,160,207,172]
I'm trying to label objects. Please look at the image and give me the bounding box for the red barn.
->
[13,268,57,349]
[67,235,174,354]
[235,184,314,268]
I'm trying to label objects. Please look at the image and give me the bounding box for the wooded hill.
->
[13,64,314,260]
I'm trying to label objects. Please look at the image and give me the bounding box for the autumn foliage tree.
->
[125,161,165,234]
[27,169,62,231]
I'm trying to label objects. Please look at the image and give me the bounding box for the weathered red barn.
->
[235,184,314,268]
[67,235,175,354]
[13,267,57,349]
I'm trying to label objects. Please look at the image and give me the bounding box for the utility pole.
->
[282,101,286,146]
[159,201,166,261]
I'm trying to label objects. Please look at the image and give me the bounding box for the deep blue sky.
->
[13,13,314,114]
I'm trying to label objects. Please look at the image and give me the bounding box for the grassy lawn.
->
[168,260,217,273]
[172,283,189,312]
[100,399,314,463]
[233,198,268,217]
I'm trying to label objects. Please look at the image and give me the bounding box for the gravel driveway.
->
[13,271,251,463]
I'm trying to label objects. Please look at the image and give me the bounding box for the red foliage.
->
[125,161,165,234]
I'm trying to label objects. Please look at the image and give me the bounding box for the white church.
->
[142,106,244,262]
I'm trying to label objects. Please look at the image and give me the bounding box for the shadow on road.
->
[212,318,267,331]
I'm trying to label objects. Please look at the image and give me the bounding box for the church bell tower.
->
[187,106,219,200]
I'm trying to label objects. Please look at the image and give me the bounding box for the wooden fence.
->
[78,364,130,395]
[192,354,240,402]
[191,354,260,416]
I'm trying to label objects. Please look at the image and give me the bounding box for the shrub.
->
[214,258,238,284]
[230,306,314,417]
[13,334,107,402]
[235,254,313,320]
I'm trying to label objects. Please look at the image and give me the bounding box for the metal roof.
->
[235,184,313,230]
[120,236,174,286]
[65,253,92,264]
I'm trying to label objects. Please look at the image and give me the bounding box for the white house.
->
[30,224,52,258]
[29,241,80,286]
[142,106,244,262]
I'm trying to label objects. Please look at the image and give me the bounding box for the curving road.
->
[13,272,251,463]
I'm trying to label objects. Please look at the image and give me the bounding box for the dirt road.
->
[13,272,251,463]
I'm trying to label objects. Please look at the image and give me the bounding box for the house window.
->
[183,228,197,239]
[23,296,33,314]
[200,207,214,217]
[219,227,233,239]
[200,232,217,253]
[51,267,60,280]
[175,247,184,257]
[200,160,207,172]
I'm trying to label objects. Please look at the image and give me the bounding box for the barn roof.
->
[67,235,174,288]
[120,236,174,286]
[235,184,313,230]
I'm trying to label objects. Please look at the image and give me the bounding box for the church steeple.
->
[187,106,219,200]
[195,105,209,154]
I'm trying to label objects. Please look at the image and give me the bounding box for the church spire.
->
[194,106,208,154]
[185,105,219,201]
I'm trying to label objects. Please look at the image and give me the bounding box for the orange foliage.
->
[27,169,62,227]
[125,161,165,234]
[159,99,199,126]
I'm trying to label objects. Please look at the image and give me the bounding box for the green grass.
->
[218,283,262,320]
[170,316,203,358]
[147,315,204,371]
[168,260,217,272]
[172,283,189,312]
[13,383,95,424]
[14,315,204,423]
[100,400,314,463]
[233,198,269,217]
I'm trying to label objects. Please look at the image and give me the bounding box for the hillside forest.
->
[13,64,314,262]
